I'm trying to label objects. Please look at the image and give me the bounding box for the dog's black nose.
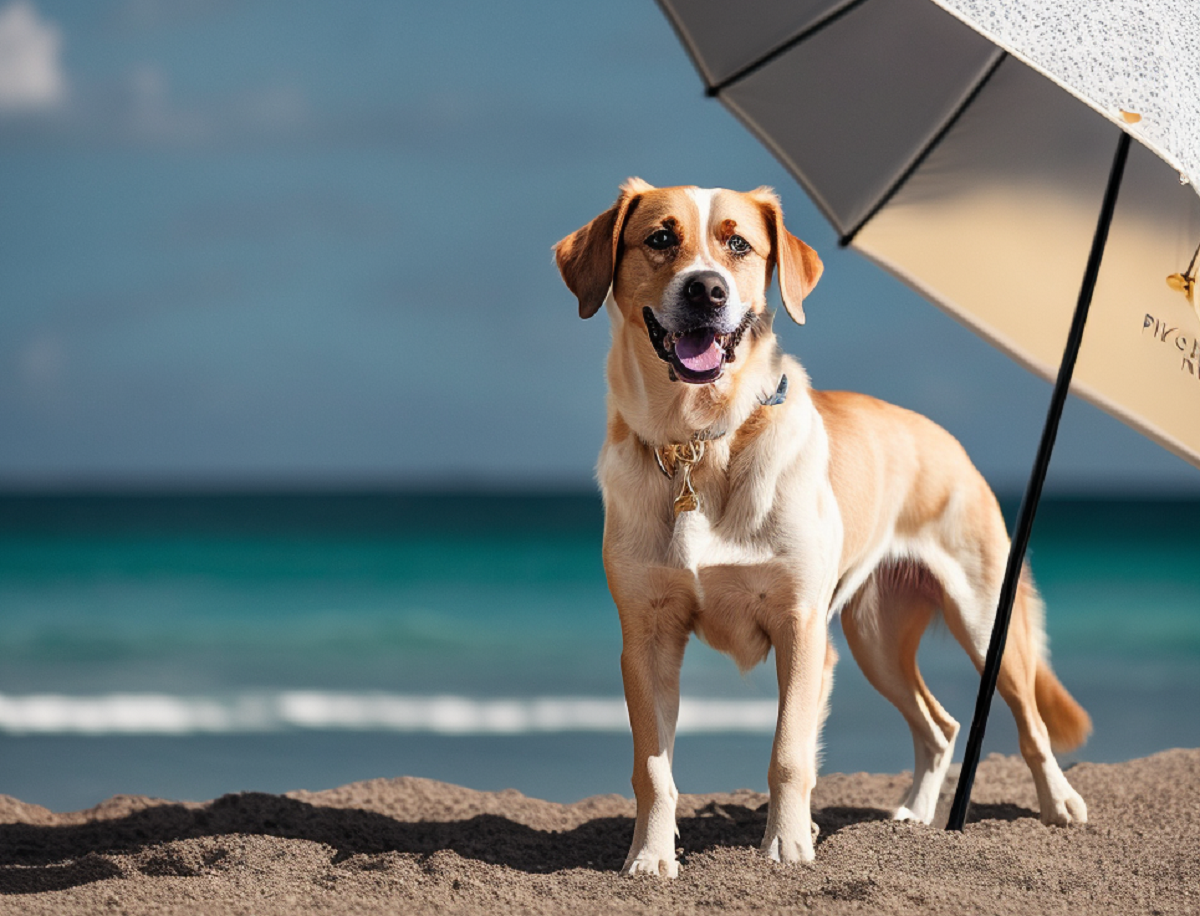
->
[683,271,728,309]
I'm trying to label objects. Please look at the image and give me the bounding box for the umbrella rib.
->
[706,0,873,97]
[839,49,1007,248]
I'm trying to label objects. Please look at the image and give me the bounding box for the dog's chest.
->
[654,437,843,670]
[665,502,772,571]
[663,503,777,670]
[660,430,790,570]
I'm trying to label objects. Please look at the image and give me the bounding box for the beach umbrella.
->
[655,0,1200,827]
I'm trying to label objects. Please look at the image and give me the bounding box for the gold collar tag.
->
[654,439,705,516]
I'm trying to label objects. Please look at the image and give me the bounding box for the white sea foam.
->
[0,693,779,736]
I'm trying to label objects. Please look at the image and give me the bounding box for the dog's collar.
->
[649,374,789,516]
[759,373,789,407]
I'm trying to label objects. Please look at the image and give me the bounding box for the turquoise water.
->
[0,492,1196,810]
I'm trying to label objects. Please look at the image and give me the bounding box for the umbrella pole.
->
[946,130,1131,832]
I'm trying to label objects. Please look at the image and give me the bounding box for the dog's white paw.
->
[893,805,934,824]
[1040,789,1088,826]
[622,856,678,878]
[621,850,679,878]
[759,831,815,865]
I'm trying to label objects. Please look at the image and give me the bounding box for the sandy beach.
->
[0,748,1196,914]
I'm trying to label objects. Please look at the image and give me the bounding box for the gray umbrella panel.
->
[662,0,1200,190]
[693,0,1003,238]
[660,0,1200,469]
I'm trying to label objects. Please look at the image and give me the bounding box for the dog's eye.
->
[727,235,751,255]
[645,229,678,251]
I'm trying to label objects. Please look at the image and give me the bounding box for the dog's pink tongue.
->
[675,329,722,373]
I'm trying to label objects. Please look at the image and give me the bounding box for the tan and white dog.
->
[553,179,1090,877]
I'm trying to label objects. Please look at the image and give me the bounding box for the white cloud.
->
[0,0,66,113]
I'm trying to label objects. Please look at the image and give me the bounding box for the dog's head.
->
[554,179,822,385]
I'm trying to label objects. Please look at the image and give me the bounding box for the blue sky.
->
[0,0,1196,493]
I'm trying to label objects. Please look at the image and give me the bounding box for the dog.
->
[554,179,1091,876]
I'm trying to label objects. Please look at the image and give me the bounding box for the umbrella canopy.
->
[657,0,1200,827]
[659,0,1200,467]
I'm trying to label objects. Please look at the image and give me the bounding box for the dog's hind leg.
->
[840,570,960,824]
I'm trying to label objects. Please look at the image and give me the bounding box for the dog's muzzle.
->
[643,306,755,384]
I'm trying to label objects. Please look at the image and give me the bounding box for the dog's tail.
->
[1021,574,1092,753]
[1034,661,1091,752]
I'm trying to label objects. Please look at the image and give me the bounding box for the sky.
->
[0,0,1197,494]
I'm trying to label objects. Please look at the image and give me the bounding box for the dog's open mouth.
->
[643,307,754,384]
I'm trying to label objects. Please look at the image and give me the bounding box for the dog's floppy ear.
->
[554,178,652,319]
[752,187,823,325]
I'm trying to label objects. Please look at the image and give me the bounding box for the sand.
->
[0,749,1197,915]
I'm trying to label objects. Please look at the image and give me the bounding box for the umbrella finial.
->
[1166,242,1199,318]
[1165,272,1193,296]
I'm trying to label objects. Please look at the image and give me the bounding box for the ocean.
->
[0,492,1196,812]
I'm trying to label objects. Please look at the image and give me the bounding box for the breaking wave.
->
[0,693,779,736]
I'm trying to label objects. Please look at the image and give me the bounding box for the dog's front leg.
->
[760,605,830,865]
[616,584,691,878]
